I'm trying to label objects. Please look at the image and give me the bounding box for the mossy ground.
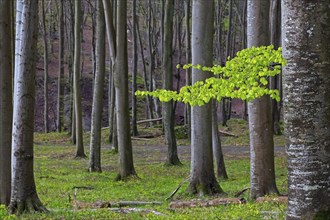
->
[1,119,287,219]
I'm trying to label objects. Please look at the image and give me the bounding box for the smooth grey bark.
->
[212,101,228,179]
[0,0,13,206]
[41,0,49,133]
[131,0,138,136]
[9,0,47,213]
[282,1,330,219]
[89,0,106,172]
[187,0,222,195]
[103,0,117,144]
[57,0,65,132]
[163,0,181,166]
[73,0,86,158]
[247,0,279,199]
[115,0,136,180]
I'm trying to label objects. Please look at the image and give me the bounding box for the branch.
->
[165,176,190,201]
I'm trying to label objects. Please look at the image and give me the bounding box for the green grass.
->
[2,119,287,219]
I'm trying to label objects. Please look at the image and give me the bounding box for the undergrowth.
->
[4,119,287,219]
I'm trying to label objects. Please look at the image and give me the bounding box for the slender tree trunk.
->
[0,0,13,206]
[9,0,47,213]
[115,0,136,180]
[247,0,279,199]
[184,0,191,138]
[163,0,181,166]
[187,0,222,196]
[57,0,65,132]
[136,19,153,122]
[212,101,228,179]
[41,0,49,133]
[74,0,86,158]
[282,1,330,219]
[89,0,106,172]
[269,0,281,135]
[131,0,138,136]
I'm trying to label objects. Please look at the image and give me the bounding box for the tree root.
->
[8,194,48,214]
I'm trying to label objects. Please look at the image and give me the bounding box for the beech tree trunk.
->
[187,0,222,195]
[57,0,65,132]
[115,0,137,180]
[163,0,181,166]
[9,0,47,213]
[0,0,13,206]
[74,0,86,158]
[89,0,106,172]
[212,101,228,179]
[41,0,49,133]
[131,0,138,136]
[247,0,279,199]
[282,1,330,219]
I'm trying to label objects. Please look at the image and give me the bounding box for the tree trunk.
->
[187,0,222,196]
[163,0,181,166]
[115,0,137,180]
[269,0,281,135]
[184,0,191,138]
[282,1,330,219]
[57,0,65,132]
[212,101,228,179]
[74,0,86,158]
[0,0,13,206]
[89,0,106,172]
[9,0,47,213]
[131,0,138,136]
[247,0,279,199]
[41,0,49,133]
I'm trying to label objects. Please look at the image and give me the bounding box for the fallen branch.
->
[72,186,94,190]
[109,207,167,216]
[169,198,243,209]
[137,118,162,124]
[72,199,162,210]
[165,176,190,201]
[131,137,153,141]
[219,130,237,137]
[255,196,288,204]
[234,187,250,197]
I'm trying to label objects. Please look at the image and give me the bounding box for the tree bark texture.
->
[115,0,136,180]
[9,0,47,213]
[163,0,181,166]
[247,0,279,199]
[74,0,86,158]
[57,0,65,132]
[282,1,330,219]
[0,0,13,206]
[41,0,49,133]
[131,0,138,136]
[188,0,222,196]
[89,0,106,172]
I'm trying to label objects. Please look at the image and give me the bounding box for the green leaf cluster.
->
[136,45,286,106]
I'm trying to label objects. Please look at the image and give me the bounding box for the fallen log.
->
[255,196,288,204]
[169,198,243,209]
[109,207,167,216]
[219,130,237,137]
[72,199,162,210]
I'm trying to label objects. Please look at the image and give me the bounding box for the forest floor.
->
[0,119,288,220]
